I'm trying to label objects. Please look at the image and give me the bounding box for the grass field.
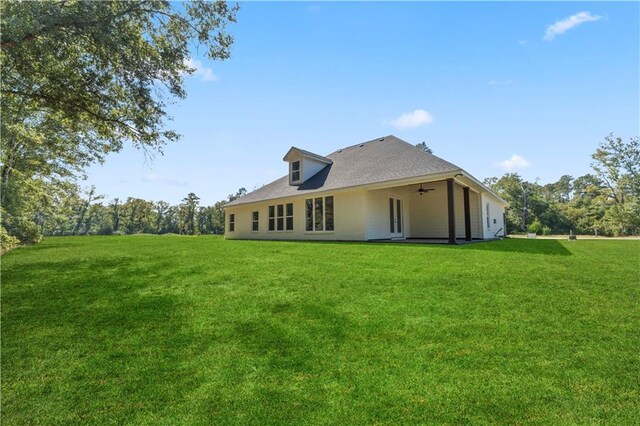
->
[2,236,639,424]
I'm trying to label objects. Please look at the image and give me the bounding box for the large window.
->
[305,196,334,232]
[229,213,235,232]
[269,203,293,231]
[291,160,301,183]
[252,211,259,231]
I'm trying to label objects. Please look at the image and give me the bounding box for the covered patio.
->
[364,176,498,244]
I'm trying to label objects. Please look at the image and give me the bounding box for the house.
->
[224,136,507,243]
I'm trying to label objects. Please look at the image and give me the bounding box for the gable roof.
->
[226,135,465,207]
[283,147,332,164]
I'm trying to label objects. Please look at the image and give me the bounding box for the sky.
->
[85,1,640,205]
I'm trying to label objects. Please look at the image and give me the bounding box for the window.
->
[291,160,301,182]
[286,203,294,230]
[268,203,293,231]
[314,197,323,231]
[229,213,235,232]
[325,196,334,231]
[486,203,490,228]
[277,204,284,231]
[268,206,275,231]
[306,196,334,232]
[305,199,313,231]
[252,211,259,231]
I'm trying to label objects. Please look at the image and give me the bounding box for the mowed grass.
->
[2,236,639,424]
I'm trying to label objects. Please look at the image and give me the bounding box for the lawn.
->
[2,236,639,424]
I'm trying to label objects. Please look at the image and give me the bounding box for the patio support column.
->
[447,178,456,244]
[463,187,472,241]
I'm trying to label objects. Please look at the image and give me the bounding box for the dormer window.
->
[283,146,333,186]
[291,160,301,183]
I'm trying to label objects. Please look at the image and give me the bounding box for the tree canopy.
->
[0,0,238,244]
[484,135,640,236]
[415,141,433,154]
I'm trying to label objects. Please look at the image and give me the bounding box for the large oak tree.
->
[0,0,238,243]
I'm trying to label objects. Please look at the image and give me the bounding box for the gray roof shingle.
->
[225,135,461,207]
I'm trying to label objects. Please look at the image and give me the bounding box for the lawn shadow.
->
[227,237,572,256]
[458,238,572,256]
[2,252,209,423]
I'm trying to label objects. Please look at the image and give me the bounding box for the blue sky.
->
[86,1,639,205]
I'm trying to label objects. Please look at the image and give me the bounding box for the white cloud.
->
[518,40,528,46]
[498,155,531,171]
[184,58,218,82]
[488,80,514,86]
[543,11,602,41]
[388,109,434,129]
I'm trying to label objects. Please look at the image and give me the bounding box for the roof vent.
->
[337,149,343,153]
[359,144,364,147]
[379,138,384,141]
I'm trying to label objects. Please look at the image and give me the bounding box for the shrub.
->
[1,225,20,254]
[542,226,552,236]
[527,219,544,235]
[3,217,42,245]
[14,220,42,244]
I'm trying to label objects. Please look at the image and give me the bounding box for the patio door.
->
[389,197,404,238]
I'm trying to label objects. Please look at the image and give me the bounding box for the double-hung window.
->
[286,203,294,230]
[269,206,275,231]
[291,161,301,183]
[252,211,259,231]
[229,213,235,232]
[305,196,334,232]
[268,203,293,231]
[277,204,284,231]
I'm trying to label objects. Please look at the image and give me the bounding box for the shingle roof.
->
[225,135,461,207]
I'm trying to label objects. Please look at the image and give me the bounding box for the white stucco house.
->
[224,136,507,243]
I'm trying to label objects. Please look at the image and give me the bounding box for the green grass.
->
[2,236,639,424]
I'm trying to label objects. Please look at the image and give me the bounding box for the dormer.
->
[283,147,333,186]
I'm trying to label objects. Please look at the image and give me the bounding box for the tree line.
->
[4,187,247,242]
[484,134,639,237]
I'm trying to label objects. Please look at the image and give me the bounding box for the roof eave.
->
[283,147,332,164]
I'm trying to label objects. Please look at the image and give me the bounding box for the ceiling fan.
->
[417,183,435,197]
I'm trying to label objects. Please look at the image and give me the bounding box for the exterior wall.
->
[225,181,502,241]
[469,190,483,239]
[481,192,506,238]
[225,188,367,241]
[407,181,447,238]
[365,186,414,240]
[302,158,328,183]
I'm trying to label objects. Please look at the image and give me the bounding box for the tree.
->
[0,1,239,242]
[179,193,200,235]
[561,174,606,234]
[590,134,640,235]
[122,197,155,234]
[197,206,215,234]
[415,142,433,154]
[484,173,529,231]
[210,201,227,234]
[154,201,171,234]
[542,175,573,204]
[227,187,247,203]
[109,198,122,233]
[72,186,102,235]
